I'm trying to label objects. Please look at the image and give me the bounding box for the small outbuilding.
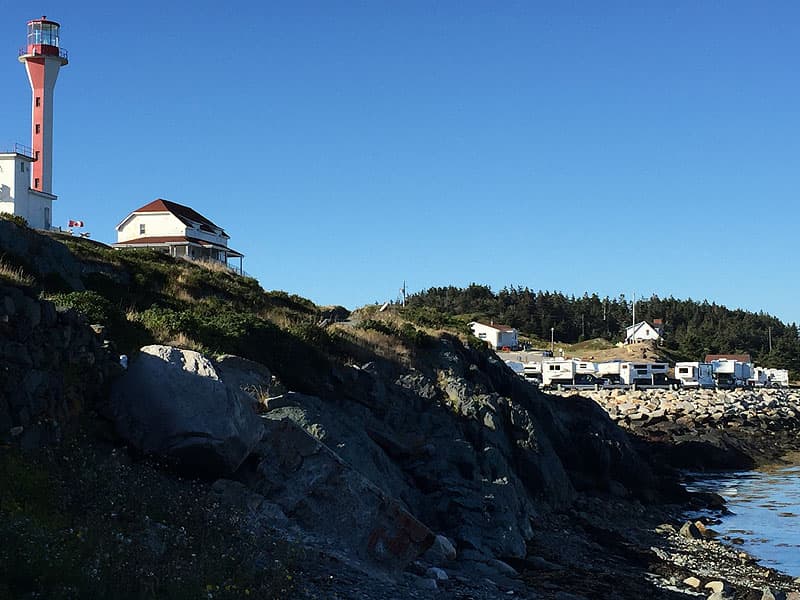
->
[113,199,244,273]
[469,321,518,350]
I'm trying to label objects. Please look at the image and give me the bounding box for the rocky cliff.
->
[3,222,796,599]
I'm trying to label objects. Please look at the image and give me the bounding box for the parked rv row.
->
[505,357,790,391]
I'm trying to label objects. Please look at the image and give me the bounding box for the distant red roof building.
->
[113,199,243,272]
[705,354,751,363]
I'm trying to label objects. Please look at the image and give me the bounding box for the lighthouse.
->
[18,16,68,196]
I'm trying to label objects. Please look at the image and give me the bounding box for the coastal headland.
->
[1,219,800,599]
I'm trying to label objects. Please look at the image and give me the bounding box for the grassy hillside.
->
[1,226,462,395]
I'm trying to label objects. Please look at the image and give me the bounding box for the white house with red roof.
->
[469,321,519,350]
[624,321,662,344]
[113,199,244,272]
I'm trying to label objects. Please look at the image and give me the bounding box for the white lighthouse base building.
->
[0,149,55,229]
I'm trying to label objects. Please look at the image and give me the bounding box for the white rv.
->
[541,358,600,388]
[521,361,542,383]
[750,367,790,388]
[619,362,670,386]
[675,362,715,388]
[597,360,625,384]
[711,359,752,388]
[541,358,576,387]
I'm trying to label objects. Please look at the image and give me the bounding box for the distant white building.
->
[624,321,662,344]
[469,321,518,350]
[113,199,244,272]
[0,147,55,230]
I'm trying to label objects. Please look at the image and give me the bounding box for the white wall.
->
[469,322,518,349]
[0,153,51,229]
[118,212,230,250]
[627,323,660,342]
[187,227,228,247]
[117,212,186,242]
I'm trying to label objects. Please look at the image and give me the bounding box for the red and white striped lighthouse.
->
[18,16,68,195]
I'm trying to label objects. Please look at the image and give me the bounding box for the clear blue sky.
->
[1,2,798,323]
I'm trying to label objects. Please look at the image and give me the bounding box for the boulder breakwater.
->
[548,387,800,469]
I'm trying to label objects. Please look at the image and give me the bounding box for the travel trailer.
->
[597,360,625,384]
[619,362,670,386]
[541,358,601,388]
[521,361,542,383]
[675,362,715,388]
[710,358,752,388]
[749,367,790,388]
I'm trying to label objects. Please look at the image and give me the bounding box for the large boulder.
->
[109,345,263,476]
[246,416,434,573]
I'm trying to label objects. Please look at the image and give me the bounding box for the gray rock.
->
[252,417,435,573]
[487,558,519,577]
[423,533,457,564]
[425,566,448,581]
[679,520,704,540]
[213,354,274,406]
[109,345,263,476]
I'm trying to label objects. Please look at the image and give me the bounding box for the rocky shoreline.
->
[548,387,800,470]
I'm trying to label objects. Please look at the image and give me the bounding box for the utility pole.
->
[632,292,636,327]
[550,327,554,355]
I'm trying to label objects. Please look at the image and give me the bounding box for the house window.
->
[478,333,486,339]
[20,162,25,172]
[35,97,41,107]
[34,178,40,188]
[139,224,146,235]
[35,151,40,161]
[35,124,41,134]
[44,207,50,228]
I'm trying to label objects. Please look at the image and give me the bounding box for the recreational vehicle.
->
[711,359,752,388]
[675,362,715,388]
[597,360,625,384]
[749,367,790,388]
[521,361,542,383]
[541,358,601,388]
[619,362,670,386]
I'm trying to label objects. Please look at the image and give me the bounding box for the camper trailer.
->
[750,367,790,388]
[675,362,715,388]
[521,361,542,383]
[541,358,576,387]
[597,360,625,385]
[541,358,601,388]
[710,359,752,388]
[619,362,670,386]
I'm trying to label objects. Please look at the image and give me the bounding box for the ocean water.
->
[685,455,800,577]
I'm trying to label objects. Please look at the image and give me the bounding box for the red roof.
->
[113,235,243,257]
[705,354,751,363]
[133,199,227,236]
[115,235,200,245]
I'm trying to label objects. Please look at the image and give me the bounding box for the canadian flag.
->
[68,219,84,228]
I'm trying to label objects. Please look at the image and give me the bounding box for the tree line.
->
[406,284,800,374]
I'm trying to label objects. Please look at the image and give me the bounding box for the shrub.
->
[403,306,465,330]
[0,212,29,228]
[47,291,114,324]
